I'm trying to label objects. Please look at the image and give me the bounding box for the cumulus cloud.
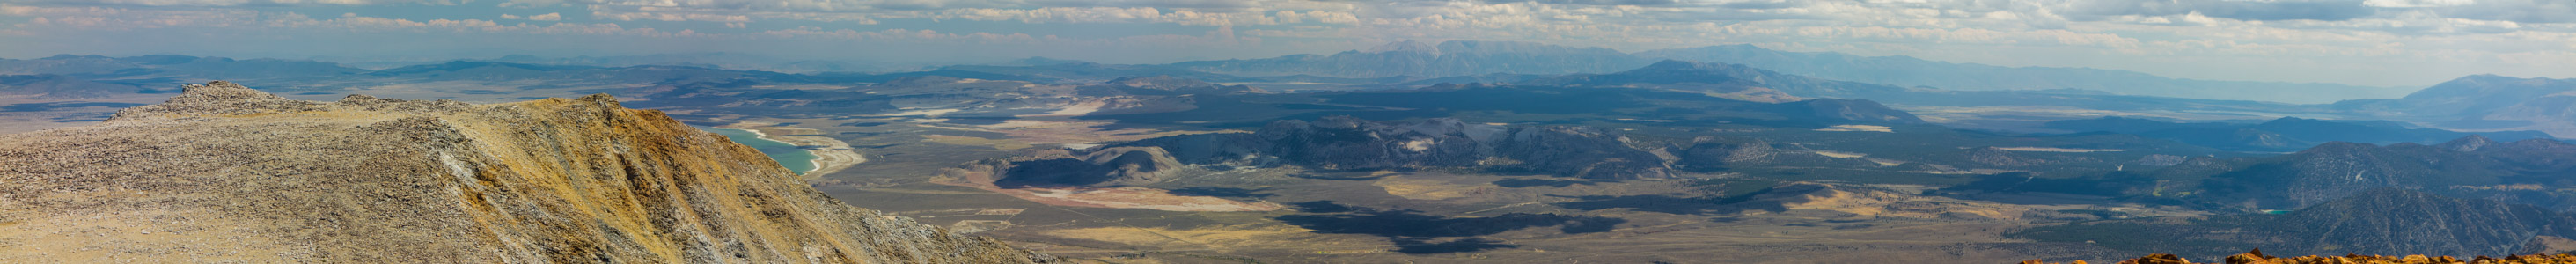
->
[2061,0,2377,21]
[2364,0,2476,8]
[5,5,686,36]
[527,12,561,20]
[498,12,560,21]
[1479,0,1686,6]
[2419,0,2576,24]
[67,0,448,6]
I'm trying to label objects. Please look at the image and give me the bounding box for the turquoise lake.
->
[701,127,818,174]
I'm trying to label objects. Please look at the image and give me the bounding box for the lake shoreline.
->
[717,122,865,179]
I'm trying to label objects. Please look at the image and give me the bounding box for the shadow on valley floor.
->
[1273,201,1624,254]
[1547,182,1799,216]
[1547,194,1787,216]
[1288,201,1354,213]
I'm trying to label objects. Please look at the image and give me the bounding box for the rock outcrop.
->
[2026,250,2576,264]
[0,81,1046,263]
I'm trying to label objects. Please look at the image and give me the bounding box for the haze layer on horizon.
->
[2,0,2571,87]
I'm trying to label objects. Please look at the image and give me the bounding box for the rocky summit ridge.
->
[0,81,1046,263]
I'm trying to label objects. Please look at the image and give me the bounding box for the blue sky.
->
[3,0,2572,86]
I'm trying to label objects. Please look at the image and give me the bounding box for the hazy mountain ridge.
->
[478,53,917,73]
[1162,40,2399,103]
[1637,45,2411,103]
[2337,75,2576,137]
[0,74,147,99]
[2044,116,2555,151]
[0,55,366,81]
[0,55,372,94]
[1518,60,1912,101]
[1169,40,1655,78]
[1505,59,2329,125]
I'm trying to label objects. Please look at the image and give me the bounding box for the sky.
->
[1,0,2572,87]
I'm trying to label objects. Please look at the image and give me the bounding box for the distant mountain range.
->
[0,40,2433,105]
[1165,40,2406,104]
[0,74,148,99]
[0,55,365,80]
[2,50,2562,143]
[2044,116,2554,151]
[458,53,936,73]
[1636,45,2416,104]
[1517,60,1912,102]
[2337,75,2576,137]
[1500,59,2340,125]
[1167,40,1647,79]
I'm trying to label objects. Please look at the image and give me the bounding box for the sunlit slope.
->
[0,81,1046,263]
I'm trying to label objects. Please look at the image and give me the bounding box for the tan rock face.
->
[0,81,1047,263]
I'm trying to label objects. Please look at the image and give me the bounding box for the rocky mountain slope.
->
[2267,188,2576,257]
[2029,250,2576,264]
[2018,188,2576,259]
[2179,136,2576,209]
[0,81,1045,263]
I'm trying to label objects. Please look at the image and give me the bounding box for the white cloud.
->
[83,0,448,6]
[503,12,561,21]
[2365,0,2477,8]
[4,5,685,36]
[593,9,748,22]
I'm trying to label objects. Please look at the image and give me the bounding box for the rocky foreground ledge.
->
[2025,250,2576,264]
[0,81,1048,263]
